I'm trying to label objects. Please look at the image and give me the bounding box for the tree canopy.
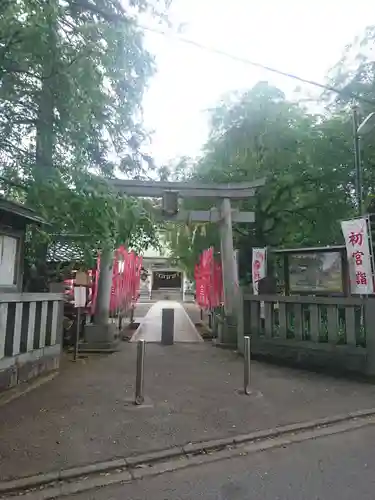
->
[0,0,170,277]
[165,26,375,283]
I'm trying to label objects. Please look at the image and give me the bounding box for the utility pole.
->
[352,106,375,217]
[352,105,363,216]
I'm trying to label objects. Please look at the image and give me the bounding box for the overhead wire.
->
[140,24,375,107]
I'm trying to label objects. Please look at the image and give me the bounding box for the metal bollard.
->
[134,340,146,405]
[244,336,251,395]
[161,308,174,345]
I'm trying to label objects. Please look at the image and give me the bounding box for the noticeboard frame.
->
[270,245,349,297]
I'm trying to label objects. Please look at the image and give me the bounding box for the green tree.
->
[326,25,375,207]
[166,82,356,282]
[0,0,169,176]
[0,0,170,275]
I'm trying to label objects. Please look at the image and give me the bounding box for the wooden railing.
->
[0,293,64,360]
[242,294,375,376]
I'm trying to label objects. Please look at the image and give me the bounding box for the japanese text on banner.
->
[341,218,374,294]
[252,248,267,295]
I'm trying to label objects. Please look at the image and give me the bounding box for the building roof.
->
[0,197,45,225]
[46,235,99,264]
[47,241,87,263]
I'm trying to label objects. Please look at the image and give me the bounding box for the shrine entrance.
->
[106,178,265,345]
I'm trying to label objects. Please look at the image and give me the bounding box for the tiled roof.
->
[47,240,97,264]
[0,196,45,225]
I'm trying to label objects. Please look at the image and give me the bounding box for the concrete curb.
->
[11,416,375,500]
[2,407,375,495]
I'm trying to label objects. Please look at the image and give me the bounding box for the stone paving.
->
[131,301,203,343]
[2,339,375,481]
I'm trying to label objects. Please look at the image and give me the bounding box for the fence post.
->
[135,340,146,405]
[161,308,174,345]
[244,335,251,395]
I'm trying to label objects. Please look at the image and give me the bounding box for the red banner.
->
[195,247,223,310]
[91,247,142,315]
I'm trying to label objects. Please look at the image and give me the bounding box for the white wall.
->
[0,235,18,286]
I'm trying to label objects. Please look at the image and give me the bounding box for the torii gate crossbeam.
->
[109,179,264,199]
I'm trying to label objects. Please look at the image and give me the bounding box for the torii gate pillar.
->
[83,247,118,351]
[220,198,236,316]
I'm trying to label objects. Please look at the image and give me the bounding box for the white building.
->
[138,234,188,301]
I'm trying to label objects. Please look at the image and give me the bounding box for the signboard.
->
[75,271,90,287]
[288,251,343,293]
[341,218,374,295]
[152,271,182,290]
[74,286,86,308]
[252,248,267,295]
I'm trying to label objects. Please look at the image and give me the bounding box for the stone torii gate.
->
[103,178,265,343]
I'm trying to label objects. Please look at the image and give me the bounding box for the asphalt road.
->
[73,424,375,499]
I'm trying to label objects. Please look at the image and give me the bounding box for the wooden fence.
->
[242,294,375,376]
[0,293,64,391]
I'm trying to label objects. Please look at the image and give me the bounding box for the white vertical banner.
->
[341,218,374,295]
[252,248,267,295]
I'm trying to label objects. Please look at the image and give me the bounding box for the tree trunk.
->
[34,0,57,181]
[28,0,58,281]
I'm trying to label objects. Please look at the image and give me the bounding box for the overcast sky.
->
[141,0,373,166]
